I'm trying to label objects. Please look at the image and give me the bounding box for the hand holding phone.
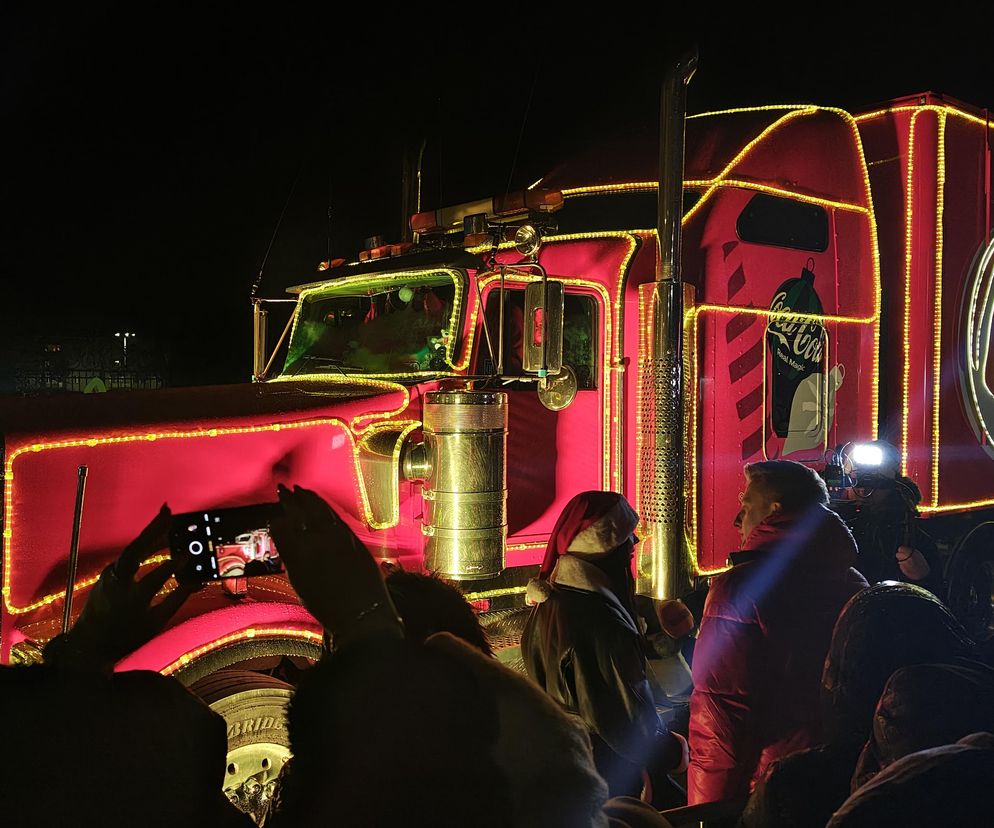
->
[169,503,284,584]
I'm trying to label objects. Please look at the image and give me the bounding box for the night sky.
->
[3,9,992,387]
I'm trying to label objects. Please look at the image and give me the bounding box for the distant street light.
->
[114,332,136,368]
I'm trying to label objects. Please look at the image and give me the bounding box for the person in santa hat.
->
[521,491,688,804]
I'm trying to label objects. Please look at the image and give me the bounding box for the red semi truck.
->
[3,76,994,812]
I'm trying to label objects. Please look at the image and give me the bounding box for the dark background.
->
[3,8,992,387]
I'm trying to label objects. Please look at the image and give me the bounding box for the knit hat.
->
[526,491,639,605]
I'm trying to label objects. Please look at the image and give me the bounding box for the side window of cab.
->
[481,288,597,389]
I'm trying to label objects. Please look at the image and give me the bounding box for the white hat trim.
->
[566,497,639,555]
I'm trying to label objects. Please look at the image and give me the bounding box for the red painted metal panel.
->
[935,115,994,509]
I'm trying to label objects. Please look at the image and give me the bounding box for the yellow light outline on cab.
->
[477,270,614,490]
[285,267,468,375]
[467,230,642,490]
[652,104,881,572]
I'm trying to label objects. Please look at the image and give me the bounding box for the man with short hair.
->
[687,460,868,804]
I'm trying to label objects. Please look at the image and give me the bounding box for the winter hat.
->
[526,491,639,605]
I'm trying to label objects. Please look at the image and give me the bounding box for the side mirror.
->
[523,279,564,375]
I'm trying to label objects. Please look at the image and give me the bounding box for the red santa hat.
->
[526,491,639,604]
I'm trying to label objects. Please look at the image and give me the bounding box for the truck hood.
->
[0,378,401,442]
[1,377,428,630]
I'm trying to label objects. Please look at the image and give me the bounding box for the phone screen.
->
[169,503,283,583]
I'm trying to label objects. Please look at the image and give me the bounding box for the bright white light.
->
[852,443,884,466]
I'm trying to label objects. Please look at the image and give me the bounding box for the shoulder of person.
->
[553,582,638,626]
[701,565,762,625]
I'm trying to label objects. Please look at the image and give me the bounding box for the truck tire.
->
[190,670,294,824]
[946,522,994,642]
[171,635,323,688]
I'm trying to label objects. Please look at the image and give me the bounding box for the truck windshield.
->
[282,270,462,376]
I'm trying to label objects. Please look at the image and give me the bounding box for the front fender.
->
[116,600,322,676]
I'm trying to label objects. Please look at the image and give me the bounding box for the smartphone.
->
[170,503,283,584]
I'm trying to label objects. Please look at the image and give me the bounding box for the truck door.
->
[477,282,606,544]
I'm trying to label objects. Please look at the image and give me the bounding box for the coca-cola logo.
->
[767,289,825,372]
[766,265,827,439]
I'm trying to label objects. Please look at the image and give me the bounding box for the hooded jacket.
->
[827,733,994,828]
[739,582,981,828]
[687,504,867,804]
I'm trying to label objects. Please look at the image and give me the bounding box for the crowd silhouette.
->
[2,461,993,827]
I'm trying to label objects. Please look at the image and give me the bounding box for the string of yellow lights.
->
[289,267,467,374]
[922,497,994,514]
[462,586,528,601]
[612,235,641,491]
[870,102,994,514]
[931,113,947,507]
[854,104,994,131]
[899,110,923,478]
[683,108,819,225]
[162,627,323,675]
[834,107,883,439]
[696,180,869,214]
[689,303,875,325]
[478,270,614,489]
[560,182,657,197]
[633,283,654,545]
[686,303,700,559]
[688,104,820,120]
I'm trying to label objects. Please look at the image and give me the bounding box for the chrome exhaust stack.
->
[638,49,698,599]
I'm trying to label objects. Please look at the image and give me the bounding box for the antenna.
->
[251,157,305,299]
[505,61,541,198]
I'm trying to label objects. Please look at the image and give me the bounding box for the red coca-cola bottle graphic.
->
[766,261,825,438]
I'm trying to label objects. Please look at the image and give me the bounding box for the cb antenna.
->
[251,158,305,299]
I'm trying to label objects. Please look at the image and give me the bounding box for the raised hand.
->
[45,505,197,671]
[271,485,403,647]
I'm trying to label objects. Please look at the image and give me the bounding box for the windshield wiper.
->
[288,354,353,378]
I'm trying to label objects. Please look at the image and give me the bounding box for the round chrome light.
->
[514,224,542,258]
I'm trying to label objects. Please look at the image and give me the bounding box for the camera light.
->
[852,443,884,467]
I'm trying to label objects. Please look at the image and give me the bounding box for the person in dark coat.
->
[843,440,943,594]
[826,732,994,827]
[688,460,868,805]
[521,491,687,802]
[850,660,994,790]
[268,485,651,828]
[739,582,981,828]
[2,506,251,828]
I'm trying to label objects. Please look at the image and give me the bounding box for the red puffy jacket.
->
[687,505,868,804]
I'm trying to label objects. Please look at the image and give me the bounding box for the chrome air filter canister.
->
[417,391,507,580]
